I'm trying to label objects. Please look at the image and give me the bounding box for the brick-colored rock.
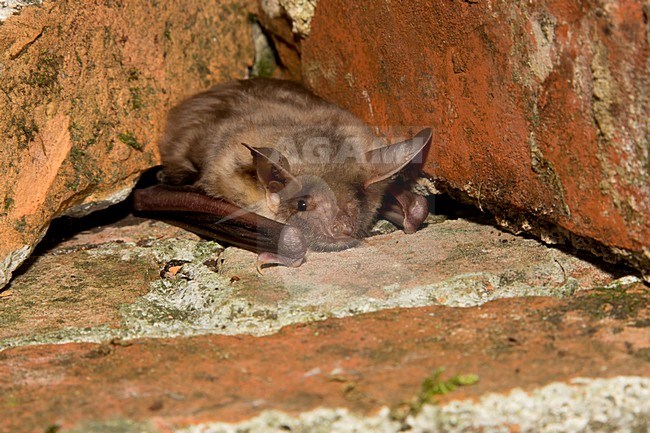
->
[295,0,649,277]
[0,0,256,288]
[1,287,647,432]
[0,214,622,349]
[0,197,646,431]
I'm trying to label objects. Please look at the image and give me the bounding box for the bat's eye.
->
[296,199,308,212]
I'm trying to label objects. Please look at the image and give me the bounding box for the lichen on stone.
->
[261,0,317,37]
[0,0,43,21]
[176,377,650,433]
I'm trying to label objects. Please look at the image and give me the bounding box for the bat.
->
[134,78,431,270]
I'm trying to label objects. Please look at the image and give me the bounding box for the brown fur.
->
[159,78,399,251]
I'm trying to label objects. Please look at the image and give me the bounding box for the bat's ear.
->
[241,143,302,212]
[363,128,432,188]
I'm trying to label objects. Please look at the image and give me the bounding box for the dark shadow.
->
[423,192,641,283]
[8,167,163,282]
[33,166,162,254]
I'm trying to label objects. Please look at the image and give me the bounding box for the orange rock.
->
[0,0,256,288]
[292,0,649,277]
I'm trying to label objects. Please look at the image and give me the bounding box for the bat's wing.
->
[133,185,306,270]
[379,185,429,234]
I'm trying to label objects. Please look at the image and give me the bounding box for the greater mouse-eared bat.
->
[134,78,431,269]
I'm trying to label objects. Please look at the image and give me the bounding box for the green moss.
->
[251,54,276,78]
[69,119,108,149]
[102,25,115,50]
[68,121,85,144]
[190,57,211,85]
[163,21,172,41]
[417,368,479,401]
[634,348,650,362]
[118,131,143,151]
[3,197,14,214]
[0,308,22,328]
[580,286,646,320]
[128,87,143,110]
[13,216,27,233]
[542,282,647,327]
[192,241,224,262]
[391,367,479,422]
[11,114,39,149]
[632,319,650,328]
[66,145,103,190]
[127,68,140,82]
[74,48,83,67]
[69,145,85,166]
[92,119,115,148]
[3,394,21,408]
[85,136,97,147]
[65,178,80,192]
[26,51,63,92]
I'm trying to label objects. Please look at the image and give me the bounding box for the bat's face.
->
[274,174,373,252]
[244,127,432,253]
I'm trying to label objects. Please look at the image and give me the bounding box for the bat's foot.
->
[256,252,305,273]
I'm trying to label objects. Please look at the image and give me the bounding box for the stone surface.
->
[260,0,317,37]
[0,212,626,349]
[1,283,648,432]
[292,0,649,277]
[256,1,304,81]
[0,207,647,432]
[0,0,42,20]
[179,377,650,433]
[0,0,256,289]
[1,2,648,430]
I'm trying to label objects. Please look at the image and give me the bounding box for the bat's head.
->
[273,173,374,251]
[242,128,431,252]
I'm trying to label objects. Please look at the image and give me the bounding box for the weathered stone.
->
[1,285,647,431]
[1,214,630,349]
[0,0,256,288]
[179,378,650,433]
[260,0,317,37]
[255,1,303,80]
[0,202,646,431]
[0,0,42,20]
[290,0,649,277]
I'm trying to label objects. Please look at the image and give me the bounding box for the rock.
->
[260,0,318,37]
[1,209,647,432]
[2,216,628,348]
[264,0,649,278]
[0,0,256,288]
[0,0,42,20]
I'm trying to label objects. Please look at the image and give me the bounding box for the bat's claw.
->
[256,253,305,274]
